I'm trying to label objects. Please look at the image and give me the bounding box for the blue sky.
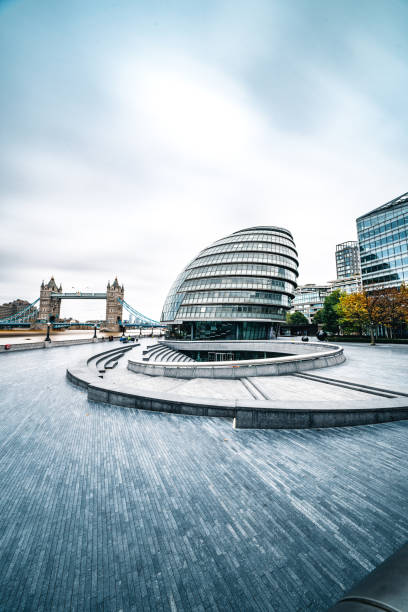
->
[1,0,407,319]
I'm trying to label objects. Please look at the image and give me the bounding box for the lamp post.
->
[45,322,51,342]
[93,324,97,339]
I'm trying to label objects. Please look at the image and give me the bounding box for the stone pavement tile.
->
[317,342,408,392]
[253,374,371,400]
[1,344,408,610]
[173,377,252,400]
[105,341,408,402]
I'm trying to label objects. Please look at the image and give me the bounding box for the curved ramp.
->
[66,343,408,430]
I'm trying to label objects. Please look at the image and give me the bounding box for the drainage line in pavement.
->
[293,372,402,399]
[240,377,270,400]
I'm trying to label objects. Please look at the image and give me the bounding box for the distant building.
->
[357,192,408,290]
[291,275,362,324]
[335,241,360,279]
[291,284,330,323]
[329,275,361,295]
[0,299,31,320]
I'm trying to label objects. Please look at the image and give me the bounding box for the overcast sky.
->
[1,0,407,321]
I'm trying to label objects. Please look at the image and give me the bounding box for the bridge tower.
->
[39,277,62,322]
[105,277,124,329]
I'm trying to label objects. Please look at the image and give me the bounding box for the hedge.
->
[328,336,408,344]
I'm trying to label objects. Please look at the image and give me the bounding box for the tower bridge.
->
[39,276,124,329]
[51,292,108,299]
[0,276,163,331]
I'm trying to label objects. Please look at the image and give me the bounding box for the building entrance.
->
[208,352,235,361]
[180,349,293,362]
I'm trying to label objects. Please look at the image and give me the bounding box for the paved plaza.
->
[102,339,408,401]
[1,343,408,610]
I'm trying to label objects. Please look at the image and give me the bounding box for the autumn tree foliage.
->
[380,284,408,337]
[338,284,408,344]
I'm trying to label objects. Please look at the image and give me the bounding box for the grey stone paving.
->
[172,378,253,400]
[314,342,408,392]
[1,343,408,611]
[251,375,372,401]
[106,340,408,401]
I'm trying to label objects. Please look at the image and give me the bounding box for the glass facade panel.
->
[180,276,294,294]
[291,284,330,323]
[357,193,408,290]
[188,251,298,272]
[199,241,298,259]
[180,290,290,307]
[171,321,278,341]
[335,241,360,279]
[185,264,297,283]
[211,232,296,251]
[178,304,285,319]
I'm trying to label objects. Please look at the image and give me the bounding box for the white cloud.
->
[1,1,407,319]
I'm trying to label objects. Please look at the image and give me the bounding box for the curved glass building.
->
[161,226,298,340]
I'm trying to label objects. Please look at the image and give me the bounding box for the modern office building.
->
[357,192,408,290]
[335,241,360,279]
[161,226,299,340]
[291,284,330,323]
[329,275,361,295]
[291,277,362,323]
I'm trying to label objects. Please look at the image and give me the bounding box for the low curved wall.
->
[67,366,408,429]
[0,337,106,353]
[161,339,334,354]
[128,340,345,378]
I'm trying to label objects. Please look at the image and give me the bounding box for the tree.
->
[338,290,386,345]
[312,309,323,325]
[286,311,309,326]
[319,290,342,334]
[380,284,408,338]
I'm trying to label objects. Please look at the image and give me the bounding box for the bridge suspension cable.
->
[0,298,40,325]
[118,298,163,327]
[0,296,162,328]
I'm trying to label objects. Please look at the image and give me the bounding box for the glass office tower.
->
[161,226,298,340]
[357,192,408,290]
[335,241,360,279]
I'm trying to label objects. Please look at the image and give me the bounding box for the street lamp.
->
[45,322,51,342]
[93,324,97,339]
